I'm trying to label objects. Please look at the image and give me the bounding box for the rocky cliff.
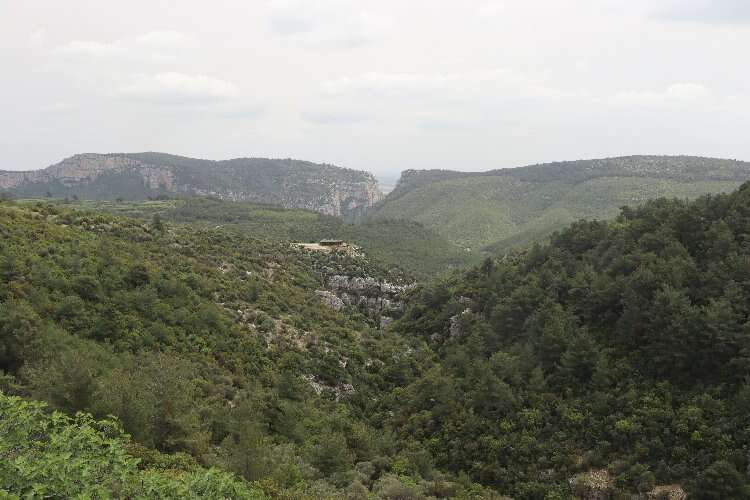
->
[0,152,383,217]
[316,274,414,329]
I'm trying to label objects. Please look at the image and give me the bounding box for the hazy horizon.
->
[3,1,750,176]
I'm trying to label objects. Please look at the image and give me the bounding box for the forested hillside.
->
[390,182,750,498]
[64,197,473,277]
[0,199,495,498]
[5,182,750,498]
[374,156,750,253]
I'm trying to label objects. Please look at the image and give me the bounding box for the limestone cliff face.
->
[314,180,383,217]
[317,274,415,328]
[0,153,383,217]
[0,170,45,189]
[0,155,176,190]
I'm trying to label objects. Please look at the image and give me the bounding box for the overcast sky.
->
[2,0,749,178]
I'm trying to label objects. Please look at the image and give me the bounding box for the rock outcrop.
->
[302,374,355,400]
[646,485,687,500]
[316,274,414,327]
[0,152,383,217]
[569,469,613,500]
[314,290,345,312]
[569,469,686,500]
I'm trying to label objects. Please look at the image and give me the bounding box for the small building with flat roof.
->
[319,239,345,247]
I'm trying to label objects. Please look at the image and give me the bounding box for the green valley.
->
[0,198,496,499]
[373,156,750,254]
[5,158,750,498]
[5,2,749,497]
[58,197,473,278]
[7,179,750,497]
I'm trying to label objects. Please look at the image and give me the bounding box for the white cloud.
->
[4,1,750,174]
[609,82,712,107]
[133,30,189,47]
[323,73,717,115]
[267,0,392,47]
[48,30,247,111]
[29,29,48,48]
[323,72,457,97]
[663,82,710,99]
[54,40,114,58]
[116,72,240,104]
[302,111,372,125]
[313,69,572,133]
[322,69,563,102]
[209,104,265,119]
[316,72,742,136]
[52,30,191,63]
[40,102,76,114]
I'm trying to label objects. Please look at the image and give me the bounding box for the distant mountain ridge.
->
[374,155,750,252]
[389,155,750,198]
[0,152,383,217]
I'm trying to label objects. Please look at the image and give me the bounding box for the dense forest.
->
[390,182,750,498]
[3,182,750,497]
[0,199,494,498]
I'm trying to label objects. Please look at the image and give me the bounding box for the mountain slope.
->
[374,155,750,252]
[6,180,750,497]
[0,199,497,498]
[391,182,750,497]
[0,152,383,217]
[69,197,474,277]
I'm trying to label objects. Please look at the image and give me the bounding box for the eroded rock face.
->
[647,485,686,500]
[568,470,686,500]
[50,155,176,189]
[0,170,44,189]
[449,313,463,339]
[315,290,345,312]
[327,275,412,313]
[316,181,383,217]
[316,274,415,327]
[302,374,355,400]
[448,308,473,340]
[569,469,613,500]
[1,155,177,190]
[0,153,383,217]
